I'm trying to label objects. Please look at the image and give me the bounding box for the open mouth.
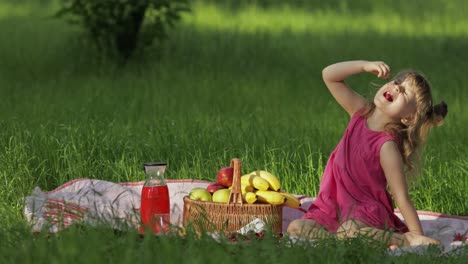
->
[384,91,393,102]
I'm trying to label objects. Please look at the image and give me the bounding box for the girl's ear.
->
[401,117,414,125]
[401,111,416,125]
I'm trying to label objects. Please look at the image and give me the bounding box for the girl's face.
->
[374,77,417,122]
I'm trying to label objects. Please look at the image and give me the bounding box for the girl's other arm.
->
[380,141,424,235]
[322,60,391,116]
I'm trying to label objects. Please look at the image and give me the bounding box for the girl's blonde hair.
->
[361,70,448,174]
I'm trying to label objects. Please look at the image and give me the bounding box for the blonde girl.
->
[287,60,448,247]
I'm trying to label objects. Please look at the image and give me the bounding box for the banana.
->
[255,190,285,205]
[279,192,301,208]
[243,192,257,204]
[229,184,255,194]
[241,184,255,194]
[241,174,269,191]
[257,170,281,191]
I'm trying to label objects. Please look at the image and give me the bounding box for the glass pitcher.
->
[139,162,170,234]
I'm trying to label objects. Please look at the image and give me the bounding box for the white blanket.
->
[24,178,468,254]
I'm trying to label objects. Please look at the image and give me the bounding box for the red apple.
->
[206,183,226,194]
[216,167,234,187]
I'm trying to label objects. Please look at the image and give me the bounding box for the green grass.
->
[188,1,468,37]
[0,0,467,262]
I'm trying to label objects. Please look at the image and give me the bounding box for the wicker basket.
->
[182,158,283,233]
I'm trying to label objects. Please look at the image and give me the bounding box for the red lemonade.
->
[140,185,170,234]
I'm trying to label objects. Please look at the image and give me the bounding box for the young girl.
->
[287,60,448,247]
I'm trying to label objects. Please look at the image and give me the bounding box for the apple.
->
[189,187,212,202]
[212,189,231,203]
[206,183,226,194]
[216,167,234,187]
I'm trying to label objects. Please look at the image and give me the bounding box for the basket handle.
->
[228,158,243,205]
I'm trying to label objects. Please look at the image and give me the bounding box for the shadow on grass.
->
[0,15,467,86]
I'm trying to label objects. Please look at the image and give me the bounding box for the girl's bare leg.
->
[359,228,441,247]
[336,219,367,240]
[337,220,440,247]
[357,227,406,246]
[338,220,405,245]
[287,219,330,239]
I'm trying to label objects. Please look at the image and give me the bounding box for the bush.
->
[56,0,190,61]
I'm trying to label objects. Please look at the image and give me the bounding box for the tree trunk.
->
[115,4,148,60]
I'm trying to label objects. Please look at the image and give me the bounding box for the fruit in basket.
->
[212,188,231,203]
[241,174,269,191]
[257,170,281,191]
[189,187,212,202]
[255,190,285,205]
[279,192,301,208]
[216,167,234,187]
[206,183,226,194]
[243,192,257,204]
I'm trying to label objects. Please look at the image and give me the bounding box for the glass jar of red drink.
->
[139,162,170,235]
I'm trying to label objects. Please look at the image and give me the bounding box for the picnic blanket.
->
[24,178,468,254]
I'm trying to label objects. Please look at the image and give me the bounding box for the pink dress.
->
[303,110,409,233]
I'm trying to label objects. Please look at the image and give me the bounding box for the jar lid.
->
[143,162,167,166]
[142,162,167,171]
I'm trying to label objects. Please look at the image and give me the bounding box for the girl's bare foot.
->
[403,232,441,247]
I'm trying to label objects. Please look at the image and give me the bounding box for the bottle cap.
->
[142,162,167,169]
[142,162,167,175]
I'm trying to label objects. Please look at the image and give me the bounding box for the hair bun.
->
[434,101,448,118]
[431,101,448,126]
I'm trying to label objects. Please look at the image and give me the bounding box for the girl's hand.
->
[403,232,441,247]
[363,61,391,79]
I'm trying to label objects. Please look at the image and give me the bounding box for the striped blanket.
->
[24,178,468,254]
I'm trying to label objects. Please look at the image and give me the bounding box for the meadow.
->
[0,0,467,262]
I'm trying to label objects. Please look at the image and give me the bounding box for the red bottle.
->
[139,162,170,234]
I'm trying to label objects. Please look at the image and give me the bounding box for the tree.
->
[56,0,189,61]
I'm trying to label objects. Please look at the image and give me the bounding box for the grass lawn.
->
[0,0,467,262]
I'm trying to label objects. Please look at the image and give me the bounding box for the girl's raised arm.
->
[322,60,391,116]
